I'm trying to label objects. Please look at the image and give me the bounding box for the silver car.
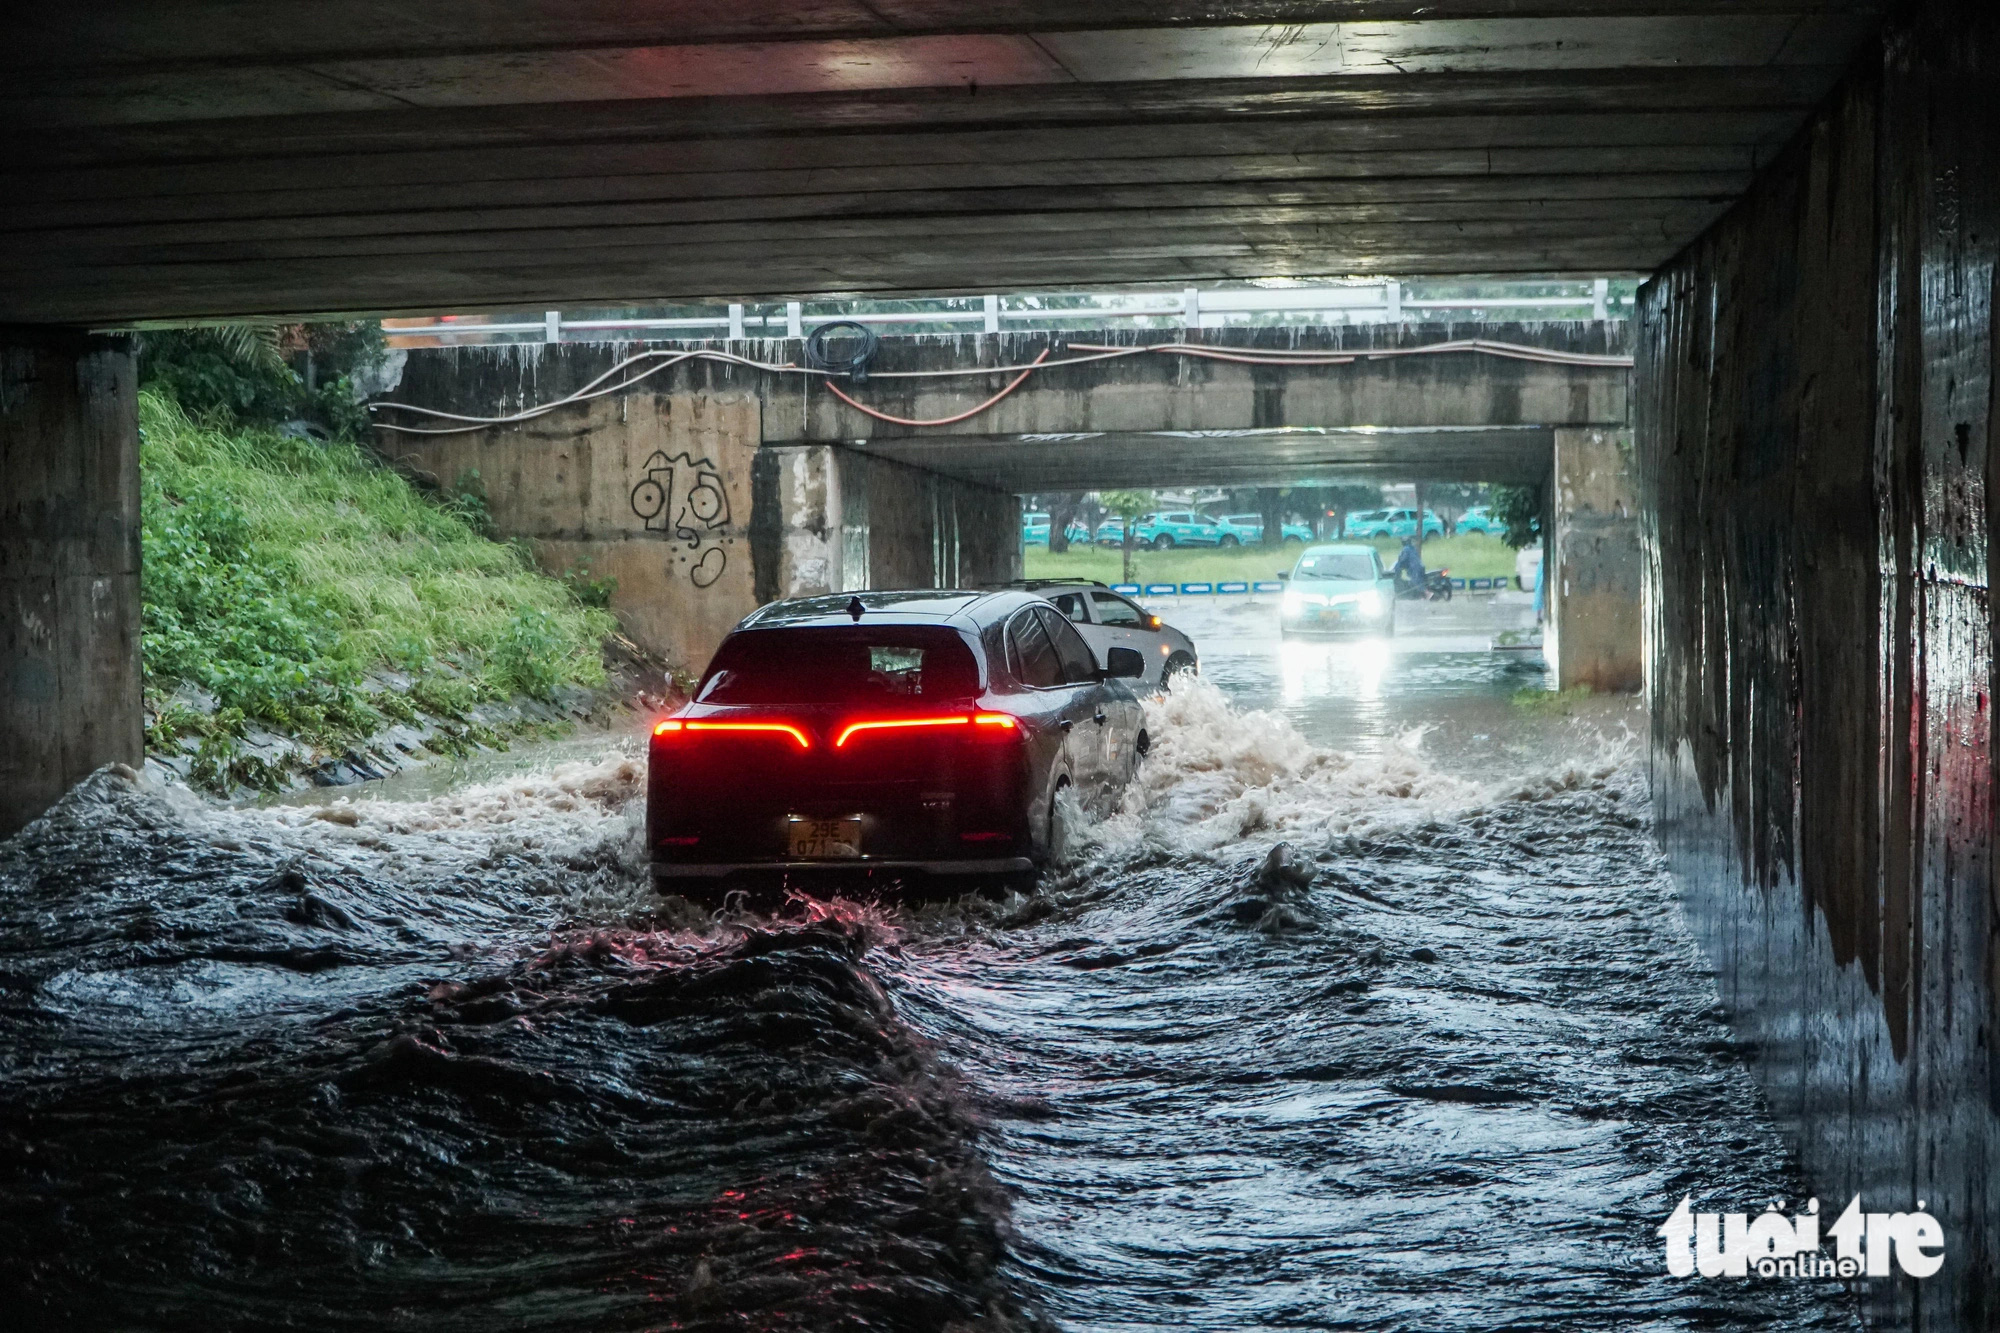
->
[1014,581,1198,687]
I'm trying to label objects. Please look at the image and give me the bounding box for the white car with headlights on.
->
[1010,580,1199,687]
[1278,544,1397,637]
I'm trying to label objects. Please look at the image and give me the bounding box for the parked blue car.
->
[1344,507,1444,539]
[1454,505,1509,537]
[1133,511,1227,549]
[1219,513,1313,545]
[1023,512,1097,546]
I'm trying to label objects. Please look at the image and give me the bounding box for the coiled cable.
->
[802,320,879,383]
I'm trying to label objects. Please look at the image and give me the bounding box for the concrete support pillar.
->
[758,444,848,599]
[1548,427,1642,692]
[766,447,1021,598]
[0,329,142,835]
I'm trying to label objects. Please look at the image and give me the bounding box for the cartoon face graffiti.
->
[632,450,731,586]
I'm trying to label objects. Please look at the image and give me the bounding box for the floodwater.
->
[1,593,1858,1330]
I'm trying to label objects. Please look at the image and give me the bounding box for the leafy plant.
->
[138,319,386,441]
[448,468,496,537]
[1489,486,1544,550]
[561,559,618,609]
[488,608,572,702]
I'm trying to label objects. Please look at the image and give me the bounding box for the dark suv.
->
[648,590,1149,890]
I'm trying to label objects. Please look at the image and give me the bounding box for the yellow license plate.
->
[787,815,862,859]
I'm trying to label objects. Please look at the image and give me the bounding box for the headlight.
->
[1359,590,1382,615]
[1281,591,1306,614]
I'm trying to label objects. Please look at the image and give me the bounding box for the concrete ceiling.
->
[0,3,1883,325]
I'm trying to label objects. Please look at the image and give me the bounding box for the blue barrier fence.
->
[1118,580,1291,599]
[1115,575,1509,601]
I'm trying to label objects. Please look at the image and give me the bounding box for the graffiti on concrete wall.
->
[631,450,730,587]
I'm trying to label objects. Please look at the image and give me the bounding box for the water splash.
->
[1072,675,1635,869]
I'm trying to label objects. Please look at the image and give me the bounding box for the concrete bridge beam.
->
[0,329,142,835]
[759,324,1631,446]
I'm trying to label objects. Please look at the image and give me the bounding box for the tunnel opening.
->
[1,0,1994,1328]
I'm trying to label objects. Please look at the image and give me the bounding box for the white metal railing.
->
[383,278,1630,346]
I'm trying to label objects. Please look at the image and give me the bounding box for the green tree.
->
[1489,485,1543,549]
[1040,491,1087,554]
[1100,489,1155,583]
[1421,482,1489,532]
[1318,483,1386,541]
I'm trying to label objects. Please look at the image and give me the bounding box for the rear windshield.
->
[696,627,980,704]
[1295,553,1377,581]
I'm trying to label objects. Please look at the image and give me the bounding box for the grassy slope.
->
[140,389,617,785]
[1024,533,1522,584]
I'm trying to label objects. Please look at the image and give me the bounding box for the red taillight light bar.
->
[833,712,1020,749]
[654,713,1019,750]
[652,719,812,749]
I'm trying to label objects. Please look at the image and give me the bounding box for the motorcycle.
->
[1394,568,1454,602]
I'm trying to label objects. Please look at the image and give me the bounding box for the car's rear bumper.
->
[653,856,1033,880]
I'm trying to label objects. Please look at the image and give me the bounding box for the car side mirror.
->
[1276,570,1290,580]
[1103,646,1147,679]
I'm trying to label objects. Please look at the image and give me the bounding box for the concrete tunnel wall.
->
[1637,1,1996,1326]
[378,343,1021,675]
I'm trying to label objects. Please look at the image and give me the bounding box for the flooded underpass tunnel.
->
[2,1,1995,1329]
[2,598,1855,1331]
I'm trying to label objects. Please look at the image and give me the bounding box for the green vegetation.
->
[1511,685,1594,713]
[1096,488,1156,582]
[140,322,385,441]
[140,389,616,788]
[1489,485,1543,550]
[1026,533,1521,584]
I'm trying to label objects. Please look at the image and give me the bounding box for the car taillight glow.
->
[833,712,1020,748]
[653,719,811,749]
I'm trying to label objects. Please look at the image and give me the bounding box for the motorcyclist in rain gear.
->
[1391,536,1426,595]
